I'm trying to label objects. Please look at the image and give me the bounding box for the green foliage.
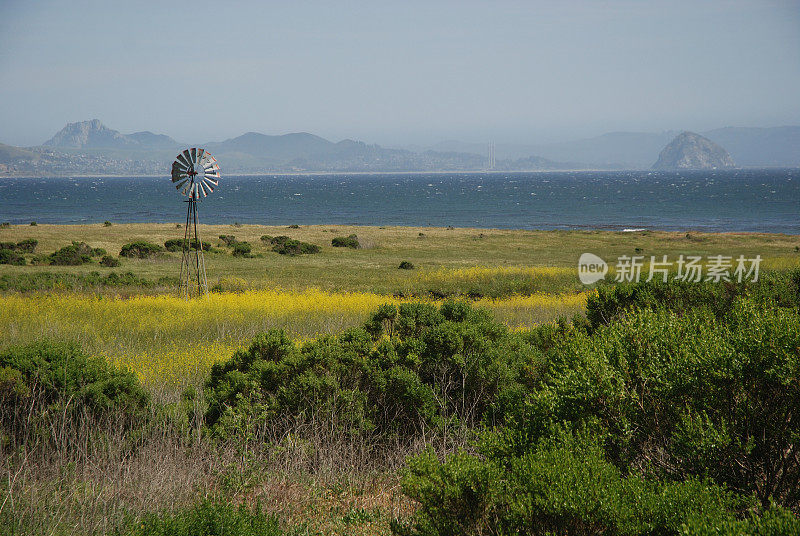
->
[120,241,164,258]
[394,278,800,534]
[91,247,107,256]
[586,271,800,329]
[219,235,238,247]
[204,300,539,439]
[0,271,174,292]
[267,235,320,255]
[0,341,149,430]
[49,241,96,265]
[120,500,282,536]
[165,238,212,252]
[232,242,252,257]
[14,238,38,253]
[331,234,359,249]
[0,248,25,265]
[103,221,112,227]
[399,261,415,270]
[396,432,792,536]
[100,255,121,267]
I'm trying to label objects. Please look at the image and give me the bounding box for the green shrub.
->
[29,221,36,226]
[399,261,414,270]
[267,235,320,255]
[120,241,164,258]
[49,241,95,265]
[232,242,252,257]
[219,235,238,246]
[14,238,37,253]
[103,221,112,227]
[395,432,782,536]
[165,238,211,252]
[120,500,282,536]
[586,271,800,330]
[259,235,272,243]
[100,255,121,267]
[0,248,25,265]
[91,247,106,257]
[204,300,538,439]
[0,341,149,435]
[331,234,359,248]
[505,300,800,510]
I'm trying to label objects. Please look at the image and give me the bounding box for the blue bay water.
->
[0,169,798,233]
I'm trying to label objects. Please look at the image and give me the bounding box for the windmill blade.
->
[170,148,220,199]
[177,150,191,168]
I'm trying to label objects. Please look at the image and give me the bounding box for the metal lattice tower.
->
[170,148,220,298]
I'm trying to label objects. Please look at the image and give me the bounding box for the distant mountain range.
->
[0,119,798,176]
[415,127,800,169]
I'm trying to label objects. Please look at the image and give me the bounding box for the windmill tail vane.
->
[171,148,220,297]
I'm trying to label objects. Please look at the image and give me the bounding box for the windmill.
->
[170,148,220,297]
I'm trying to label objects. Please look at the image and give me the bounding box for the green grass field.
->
[1,223,797,295]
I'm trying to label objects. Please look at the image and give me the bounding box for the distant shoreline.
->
[2,166,798,179]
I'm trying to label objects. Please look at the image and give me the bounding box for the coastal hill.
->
[44,119,180,150]
[417,126,800,169]
[2,120,799,176]
[652,132,736,170]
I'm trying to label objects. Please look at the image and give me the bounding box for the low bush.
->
[331,234,359,249]
[204,300,537,440]
[232,242,252,257]
[393,283,800,534]
[100,255,121,267]
[0,248,25,265]
[121,500,282,536]
[165,238,211,252]
[14,238,37,253]
[267,235,320,255]
[91,247,106,257]
[399,261,414,270]
[0,341,149,439]
[49,241,95,265]
[219,235,238,246]
[396,432,797,536]
[586,270,800,330]
[120,241,164,259]
[103,221,112,227]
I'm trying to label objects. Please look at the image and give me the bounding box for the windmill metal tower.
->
[170,148,220,298]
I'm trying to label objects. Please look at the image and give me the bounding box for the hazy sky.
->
[1,0,799,147]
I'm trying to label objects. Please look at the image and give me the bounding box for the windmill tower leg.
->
[180,199,208,298]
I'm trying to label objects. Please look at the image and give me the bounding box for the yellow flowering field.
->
[0,288,587,392]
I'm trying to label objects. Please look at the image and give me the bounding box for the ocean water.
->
[0,169,798,233]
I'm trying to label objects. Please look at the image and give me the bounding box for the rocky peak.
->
[652,131,735,170]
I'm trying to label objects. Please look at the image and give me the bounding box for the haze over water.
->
[1,169,797,233]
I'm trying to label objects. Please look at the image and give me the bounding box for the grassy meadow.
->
[1,222,799,535]
[1,223,796,394]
